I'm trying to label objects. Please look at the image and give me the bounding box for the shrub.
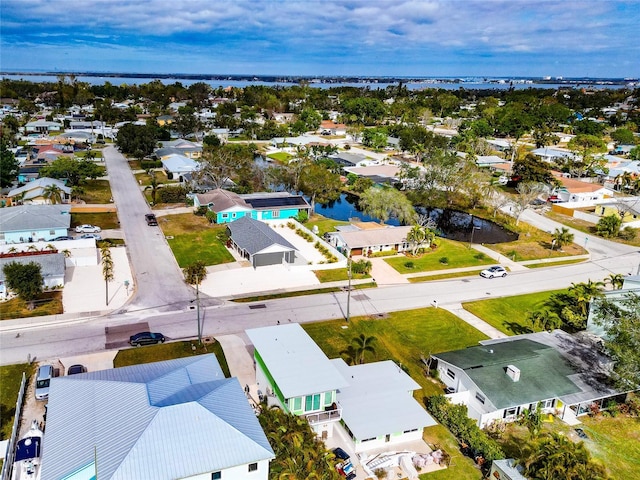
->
[194,206,208,216]
[296,211,309,223]
[404,261,415,269]
[141,160,162,170]
[619,226,637,241]
[439,256,448,265]
[474,252,486,260]
[351,259,372,275]
[157,185,188,203]
[287,221,296,229]
[205,210,216,223]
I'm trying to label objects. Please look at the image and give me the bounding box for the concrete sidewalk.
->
[470,244,528,271]
[441,303,508,339]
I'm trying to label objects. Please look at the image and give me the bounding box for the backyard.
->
[462,289,566,335]
[76,179,113,204]
[305,214,349,237]
[159,213,235,267]
[385,238,494,274]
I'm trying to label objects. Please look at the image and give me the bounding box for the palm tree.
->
[407,224,426,255]
[183,261,207,344]
[144,171,162,205]
[527,308,562,332]
[551,227,574,251]
[352,334,376,364]
[569,280,605,317]
[100,244,114,306]
[71,185,85,203]
[42,184,64,204]
[339,345,359,366]
[607,273,625,290]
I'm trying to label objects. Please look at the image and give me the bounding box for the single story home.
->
[485,139,511,152]
[270,135,317,148]
[17,165,45,183]
[343,164,401,185]
[194,189,311,224]
[0,252,65,298]
[226,216,297,267]
[156,114,174,126]
[7,178,71,205]
[432,331,626,428]
[56,131,96,144]
[156,139,202,159]
[531,147,575,163]
[551,176,610,203]
[24,120,62,133]
[0,204,71,244]
[319,120,347,136]
[326,224,413,255]
[330,152,367,167]
[160,154,199,181]
[247,324,436,453]
[40,355,274,480]
[475,155,507,168]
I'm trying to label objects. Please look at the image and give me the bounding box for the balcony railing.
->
[305,408,342,425]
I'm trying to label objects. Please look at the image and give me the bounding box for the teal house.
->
[194,189,311,224]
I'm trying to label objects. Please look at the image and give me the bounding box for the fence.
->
[0,372,27,480]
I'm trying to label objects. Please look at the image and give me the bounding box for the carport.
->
[227,216,297,268]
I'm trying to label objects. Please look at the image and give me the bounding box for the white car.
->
[480,266,507,278]
[75,224,101,233]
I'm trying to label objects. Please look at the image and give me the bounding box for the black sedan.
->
[129,332,166,347]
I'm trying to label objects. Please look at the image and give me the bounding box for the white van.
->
[35,364,53,400]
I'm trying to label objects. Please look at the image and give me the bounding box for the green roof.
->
[435,339,582,409]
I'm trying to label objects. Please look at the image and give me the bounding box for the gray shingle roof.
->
[0,205,71,233]
[0,253,65,282]
[196,189,250,212]
[227,216,296,255]
[41,355,274,480]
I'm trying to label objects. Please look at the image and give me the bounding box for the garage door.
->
[253,252,285,267]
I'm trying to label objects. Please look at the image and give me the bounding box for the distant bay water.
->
[0,73,631,91]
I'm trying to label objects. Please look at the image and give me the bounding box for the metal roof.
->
[331,359,437,440]
[0,205,71,233]
[246,324,349,398]
[336,225,413,249]
[40,355,274,480]
[227,216,296,255]
[160,154,198,173]
[0,253,65,282]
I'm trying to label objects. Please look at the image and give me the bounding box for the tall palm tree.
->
[551,227,574,251]
[42,184,64,204]
[407,224,426,255]
[352,334,376,364]
[606,273,625,290]
[144,171,162,205]
[569,280,604,317]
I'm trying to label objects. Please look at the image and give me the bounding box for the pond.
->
[316,193,517,244]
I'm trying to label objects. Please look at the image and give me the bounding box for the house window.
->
[446,369,455,379]
[211,472,221,480]
[324,392,332,406]
[403,428,418,433]
[272,210,280,218]
[248,463,258,472]
[475,393,485,404]
[222,213,229,219]
[540,399,554,409]
[49,230,55,235]
[292,397,302,411]
[305,394,321,412]
[503,407,518,419]
[232,213,236,218]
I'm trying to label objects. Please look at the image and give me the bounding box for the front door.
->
[385,434,390,443]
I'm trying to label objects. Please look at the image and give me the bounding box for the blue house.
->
[194,189,311,224]
[0,205,71,244]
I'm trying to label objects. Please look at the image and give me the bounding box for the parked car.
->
[333,448,350,461]
[35,364,54,400]
[80,233,102,240]
[52,235,74,241]
[336,460,356,479]
[75,224,101,233]
[547,195,563,203]
[145,213,158,226]
[129,332,166,346]
[575,427,588,439]
[480,265,507,278]
[67,364,87,375]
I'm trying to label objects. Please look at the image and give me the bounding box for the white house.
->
[7,178,71,205]
[433,331,625,428]
[246,324,437,453]
[0,204,71,244]
[161,153,199,181]
[326,224,413,256]
[0,252,65,299]
[40,355,274,480]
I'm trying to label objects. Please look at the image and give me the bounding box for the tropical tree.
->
[596,214,622,238]
[511,182,548,225]
[194,144,255,190]
[592,292,640,388]
[298,163,342,212]
[606,273,625,290]
[551,227,574,251]
[42,184,64,204]
[569,280,605,317]
[183,261,207,344]
[144,171,162,205]
[526,308,562,332]
[351,334,376,364]
[517,433,608,480]
[519,403,543,438]
[2,261,43,309]
[359,187,417,225]
[100,245,114,306]
[0,139,20,188]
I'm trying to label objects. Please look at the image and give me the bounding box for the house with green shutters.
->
[246,324,437,452]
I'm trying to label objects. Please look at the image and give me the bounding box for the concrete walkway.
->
[442,303,508,339]
[215,334,256,388]
[367,256,409,285]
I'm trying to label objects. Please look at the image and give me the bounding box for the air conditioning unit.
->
[506,365,520,382]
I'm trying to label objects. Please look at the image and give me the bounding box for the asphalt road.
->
[102,146,201,311]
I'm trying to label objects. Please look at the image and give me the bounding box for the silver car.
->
[480,266,507,278]
[35,364,54,400]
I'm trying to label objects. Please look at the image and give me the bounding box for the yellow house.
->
[156,115,174,126]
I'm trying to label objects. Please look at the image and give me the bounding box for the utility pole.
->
[196,275,201,345]
[346,250,352,323]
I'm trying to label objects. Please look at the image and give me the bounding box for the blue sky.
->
[1,0,639,78]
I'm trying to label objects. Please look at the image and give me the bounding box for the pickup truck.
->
[145,213,158,226]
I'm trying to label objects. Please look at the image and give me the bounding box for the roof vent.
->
[506,364,520,382]
[488,349,494,354]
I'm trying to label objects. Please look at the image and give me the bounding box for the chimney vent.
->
[506,364,520,382]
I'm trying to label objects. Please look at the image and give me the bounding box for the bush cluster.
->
[141,160,162,169]
[351,259,372,274]
[158,185,188,203]
[314,241,337,263]
[296,228,314,242]
[426,395,504,462]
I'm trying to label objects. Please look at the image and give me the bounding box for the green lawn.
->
[77,179,113,204]
[75,150,103,159]
[408,269,485,283]
[160,214,234,267]
[305,214,349,237]
[462,289,565,335]
[303,308,488,397]
[71,212,120,230]
[113,340,230,377]
[267,151,293,162]
[421,425,483,480]
[313,268,370,283]
[0,291,63,320]
[232,283,377,302]
[385,239,494,274]
[0,363,35,439]
[526,258,586,268]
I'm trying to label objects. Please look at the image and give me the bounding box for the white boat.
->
[12,420,43,480]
